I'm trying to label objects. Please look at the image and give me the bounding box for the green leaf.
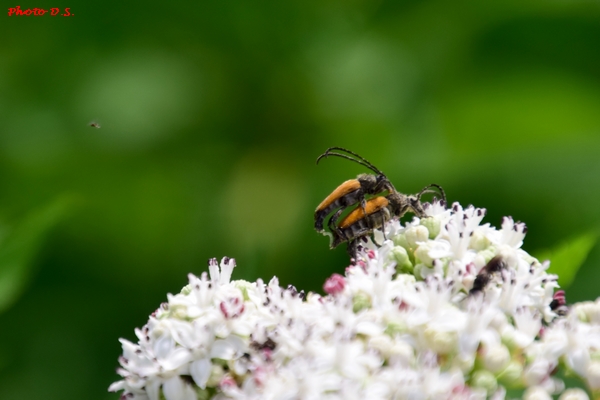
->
[535,231,598,288]
[0,196,75,314]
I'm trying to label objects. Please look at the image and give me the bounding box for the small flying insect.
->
[89,121,101,129]
[314,147,446,257]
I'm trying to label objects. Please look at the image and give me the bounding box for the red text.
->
[8,6,72,16]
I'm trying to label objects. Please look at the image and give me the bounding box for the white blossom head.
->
[110,201,600,400]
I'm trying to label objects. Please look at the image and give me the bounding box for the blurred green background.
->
[2,0,600,398]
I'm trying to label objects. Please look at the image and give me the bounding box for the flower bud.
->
[574,301,600,324]
[478,248,497,264]
[586,360,600,390]
[420,217,440,239]
[181,284,193,295]
[414,244,434,267]
[558,388,589,400]
[171,305,188,319]
[454,354,475,373]
[389,245,413,273]
[206,364,225,387]
[388,342,415,366]
[470,370,497,394]
[497,360,524,386]
[323,273,345,295]
[482,344,510,373]
[385,321,407,336]
[423,326,458,354]
[469,230,490,251]
[524,359,550,386]
[405,225,429,250]
[234,280,253,301]
[353,293,371,313]
[392,232,409,249]
[490,312,508,331]
[500,326,518,351]
[368,335,393,356]
[413,263,424,279]
[523,386,552,400]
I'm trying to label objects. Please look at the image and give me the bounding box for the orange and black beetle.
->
[314,147,446,257]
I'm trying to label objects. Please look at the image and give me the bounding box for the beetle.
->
[330,184,445,257]
[314,147,395,233]
[314,147,445,257]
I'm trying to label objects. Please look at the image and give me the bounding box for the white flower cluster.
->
[110,202,600,400]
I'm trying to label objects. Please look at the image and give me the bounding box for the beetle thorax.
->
[356,173,377,188]
[386,192,408,215]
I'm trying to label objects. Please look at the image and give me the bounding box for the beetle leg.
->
[417,183,446,207]
[360,198,372,230]
[328,207,346,235]
[347,239,358,259]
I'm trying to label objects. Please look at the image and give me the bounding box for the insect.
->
[89,121,101,129]
[314,147,446,258]
[469,255,506,295]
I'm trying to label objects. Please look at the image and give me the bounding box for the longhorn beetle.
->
[314,147,446,258]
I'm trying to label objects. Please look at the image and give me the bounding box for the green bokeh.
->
[2,1,600,398]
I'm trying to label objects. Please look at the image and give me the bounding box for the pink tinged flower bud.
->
[465,262,476,275]
[550,290,567,315]
[367,249,376,259]
[253,366,268,387]
[219,374,241,398]
[450,384,469,397]
[357,259,367,271]
[324,273,345,295]
[220,375,237,389]
[398,300,409,311]
[553,290,566,306]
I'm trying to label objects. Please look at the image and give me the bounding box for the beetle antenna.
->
[316,152,375,171]
[316,147,384,175]
[323,147,382,172]
[416,183,446,206]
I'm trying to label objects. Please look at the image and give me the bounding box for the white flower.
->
[110,202,600,400]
